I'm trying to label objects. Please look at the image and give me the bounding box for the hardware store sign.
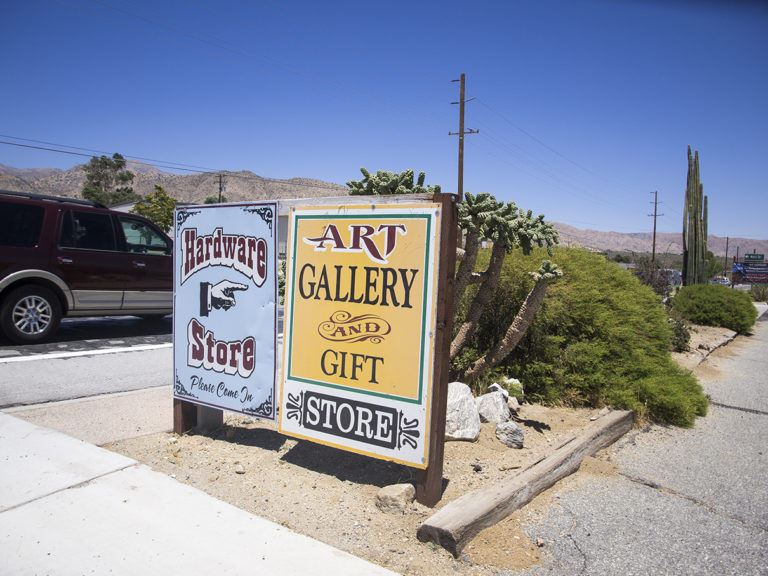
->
[280,204,441,468]
[173,202,277,419]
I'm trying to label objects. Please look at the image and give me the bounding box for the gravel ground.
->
[107,403,601,575]
[106,323,730,575]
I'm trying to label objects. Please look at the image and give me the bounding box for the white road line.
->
[0,343,173,364]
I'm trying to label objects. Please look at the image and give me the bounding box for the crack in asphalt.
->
[618,471,768,534]
[557,503,588,576]
[708,400,768,417]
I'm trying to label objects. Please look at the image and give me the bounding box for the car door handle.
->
[57,257,73,264]
[132,261,147,268]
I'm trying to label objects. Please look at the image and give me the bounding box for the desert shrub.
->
[667,311,691,352]
[750,284,768,302]
[453,246,707,426]
[671,284,757,334]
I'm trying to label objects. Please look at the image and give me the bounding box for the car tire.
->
[0,285,62,344]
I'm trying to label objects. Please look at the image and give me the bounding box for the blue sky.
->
[2,0,766,238]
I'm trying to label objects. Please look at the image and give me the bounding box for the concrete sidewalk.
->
[0,413,398,576]
[3,303,766,575]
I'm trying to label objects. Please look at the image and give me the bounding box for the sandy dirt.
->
[106,323,726,575]
[108,403,602,575]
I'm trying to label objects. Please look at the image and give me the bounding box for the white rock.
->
[475,391,511,423]
[445,382,481,442]
[486,382,509,400]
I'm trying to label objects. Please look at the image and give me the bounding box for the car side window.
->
[118,217,171,256]
[0,201,44,247]
[59,210,116,251]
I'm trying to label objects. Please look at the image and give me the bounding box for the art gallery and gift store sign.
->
[279,204,442,468]
[173,202,277,420]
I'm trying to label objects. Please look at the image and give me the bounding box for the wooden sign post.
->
[416,192,457,506]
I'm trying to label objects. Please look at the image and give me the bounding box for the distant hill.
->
[553,222,767,258]
[0,161,348,206]
[1,163,765,258]
[0,163,63,181]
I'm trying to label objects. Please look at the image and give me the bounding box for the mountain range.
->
[2,162,765,258]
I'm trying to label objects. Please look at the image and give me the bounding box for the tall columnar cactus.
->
[682,146,708,286]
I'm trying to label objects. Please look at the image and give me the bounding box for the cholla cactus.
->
[345,168,561,384]
[450,193,559,361]
[346,167,441,195]
[460,260,562,383]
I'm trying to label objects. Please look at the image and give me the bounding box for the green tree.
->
[82,153,140,206]
[131,185,177,232]
[204,195,228,204]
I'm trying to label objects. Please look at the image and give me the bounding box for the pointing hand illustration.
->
[211,280,249,310]
[200,280,249,316]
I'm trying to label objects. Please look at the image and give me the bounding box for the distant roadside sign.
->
[733,262,768,284]
[744,253,764,262]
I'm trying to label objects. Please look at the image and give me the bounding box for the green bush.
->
[671,284,758,334]
[750,284,768,302]
[452,247,708,427]
[667,310,691,352]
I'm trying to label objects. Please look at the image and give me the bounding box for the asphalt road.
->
[0,308,285,409]
[0,316,174,409]
[513,311,768,576]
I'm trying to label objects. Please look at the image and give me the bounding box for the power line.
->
[0,135,219,173]
[0,139,347,192]
[470,95,603,179]
[0,140,212,173]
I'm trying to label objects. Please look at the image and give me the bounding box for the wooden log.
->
[416,409,634,557]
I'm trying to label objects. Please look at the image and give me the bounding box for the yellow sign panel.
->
[280,204,441,468]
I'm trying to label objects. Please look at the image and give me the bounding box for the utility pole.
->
[449,73,478,202]
[649,191,663,263]
[218,173,226,203]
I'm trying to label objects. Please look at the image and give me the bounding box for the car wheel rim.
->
[12,295,52,336]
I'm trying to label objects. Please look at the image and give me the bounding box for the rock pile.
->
[445,381,525,449]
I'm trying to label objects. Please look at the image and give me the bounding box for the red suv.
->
[0,190,173,344]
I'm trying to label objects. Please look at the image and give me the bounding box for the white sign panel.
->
[173,202,277,419]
